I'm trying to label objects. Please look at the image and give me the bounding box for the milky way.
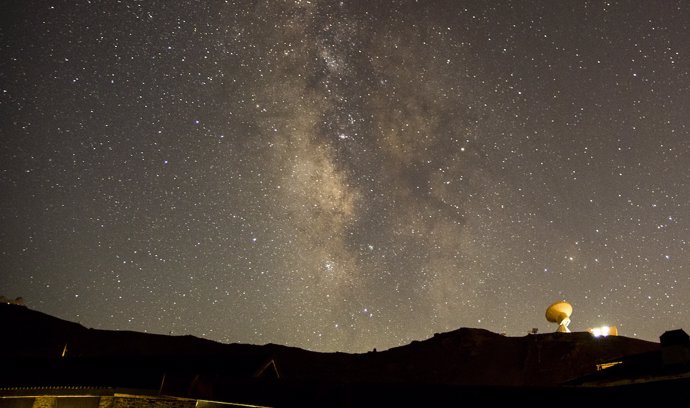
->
[1,1,689,352]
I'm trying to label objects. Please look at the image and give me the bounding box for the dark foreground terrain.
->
[1,304,688,407]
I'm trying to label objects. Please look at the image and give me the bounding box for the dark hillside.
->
[2,304,685,407]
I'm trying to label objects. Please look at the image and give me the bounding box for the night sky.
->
[1,1,689,353]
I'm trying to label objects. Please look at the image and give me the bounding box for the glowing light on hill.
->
[589,326,618,337]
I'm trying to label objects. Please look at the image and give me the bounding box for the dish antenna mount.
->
[546,301,573,333]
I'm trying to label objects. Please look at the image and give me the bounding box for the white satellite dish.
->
[546,301,573,333]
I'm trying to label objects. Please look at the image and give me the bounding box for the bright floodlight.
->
[589,325,619,337]
[545,301,573,333]
[591,326,609,337]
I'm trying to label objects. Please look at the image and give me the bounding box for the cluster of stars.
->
[0,1,688,352]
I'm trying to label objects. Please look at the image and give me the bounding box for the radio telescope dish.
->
[545,301,573,333]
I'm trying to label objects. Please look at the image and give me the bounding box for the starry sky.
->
[1,0,689,353]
